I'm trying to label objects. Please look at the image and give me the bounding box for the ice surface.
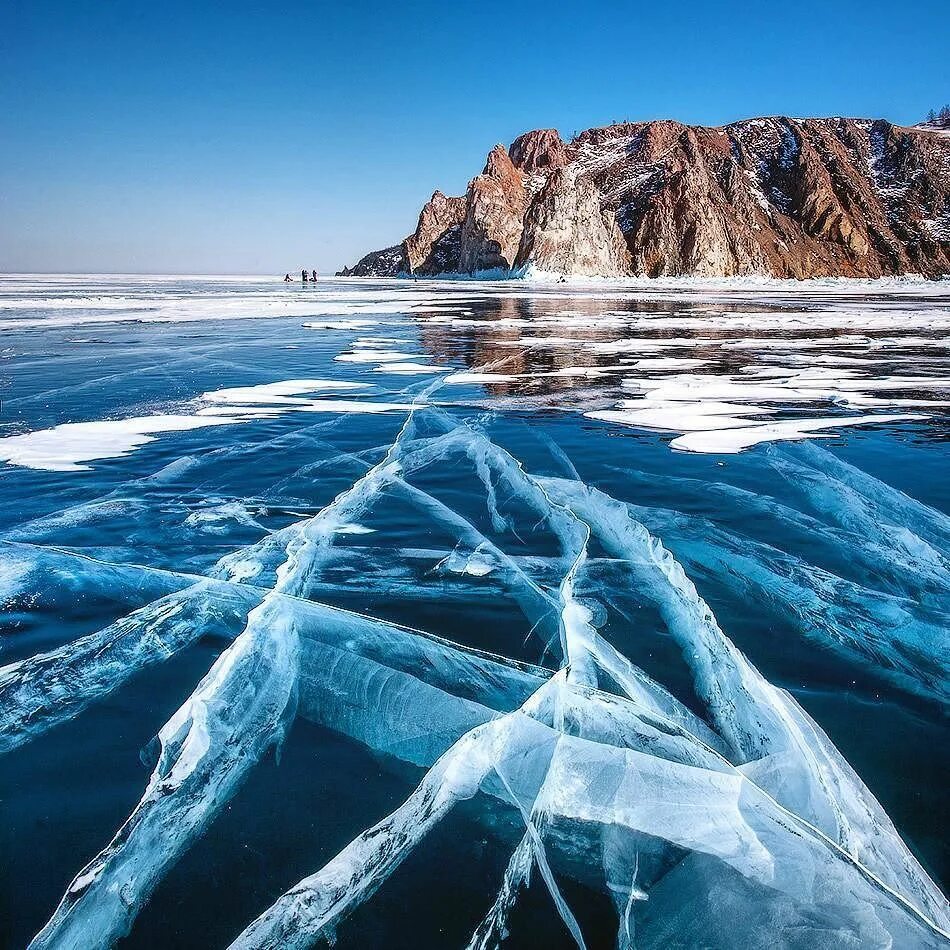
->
[540,476,950,927]
[616,502,950,703]
[0,380,416,472]
[0,579,258,755]
[3,276,948,948]
[4,275,947,467]
[11,414,950,946]
[28,595,301,950]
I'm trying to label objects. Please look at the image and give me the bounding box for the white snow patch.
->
[443,372,524,384]
[303,320,376,330]
[0,378,416,472]
[201,380,369,406]
[0,415,238,472]
[586,399,776,433]
[670,414,927,454]
[372,362,450,375]
[335,350,429,364]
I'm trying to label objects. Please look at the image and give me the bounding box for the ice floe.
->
[0,415,238,472]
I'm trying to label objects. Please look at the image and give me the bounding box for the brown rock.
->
[340,114,950,278]
[458,146,527,273]
[508,129,568,174]
[402,191,467,275]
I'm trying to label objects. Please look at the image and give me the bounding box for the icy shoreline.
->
[369,265,950,293]
[2,271,949,294]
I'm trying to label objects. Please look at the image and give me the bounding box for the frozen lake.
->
[0,274,948,948]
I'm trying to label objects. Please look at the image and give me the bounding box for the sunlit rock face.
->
[515,165,633,277]
[338,115,950,278]
[459,145,528,273]
[508,128,569,174]
[404,191,467,275]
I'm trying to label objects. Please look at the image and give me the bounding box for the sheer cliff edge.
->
[338,116,950,280]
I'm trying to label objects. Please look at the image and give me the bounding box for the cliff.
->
[338,116,950,279]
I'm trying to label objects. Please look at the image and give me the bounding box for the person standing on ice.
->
[311,269,318,282]
[301,269,308,282]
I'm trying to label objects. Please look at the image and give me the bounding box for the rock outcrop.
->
[459,146,528,273]
[337,244,406,277]
[508,128,568,175]
[403,191,467,275]
[338,115,950,278]
[515,165,632,276]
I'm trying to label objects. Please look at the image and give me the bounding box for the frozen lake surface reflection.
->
[0,275,948,948]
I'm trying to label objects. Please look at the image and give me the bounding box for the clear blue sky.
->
[1,0,947,274]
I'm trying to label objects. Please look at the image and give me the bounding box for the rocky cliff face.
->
[403,191,467,275]
[459,146,528,273]
[514,165,632,276]
[337,244,406,278]
[508,128,568,174]
[339,116,950,278]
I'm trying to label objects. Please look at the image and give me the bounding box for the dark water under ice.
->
[0,276,947,948]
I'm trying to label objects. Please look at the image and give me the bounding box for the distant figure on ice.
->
[311,269,318,282]
[283,273,292,282]
[301,269,309,282]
